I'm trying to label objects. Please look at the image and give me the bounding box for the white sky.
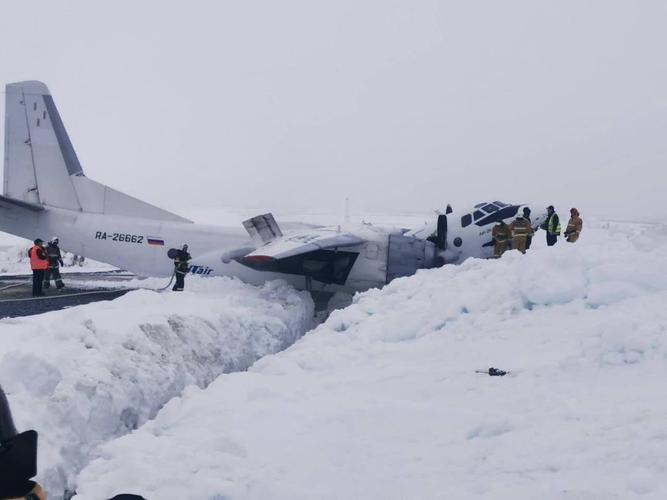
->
[1,0,665,220]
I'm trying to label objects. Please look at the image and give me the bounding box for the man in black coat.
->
[44,237,65,290]
[540,205,561,246]
[172,244,192,291]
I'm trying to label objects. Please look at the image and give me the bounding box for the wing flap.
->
[244,230,365,260]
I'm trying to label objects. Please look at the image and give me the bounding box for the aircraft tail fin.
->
[3,81,190,222]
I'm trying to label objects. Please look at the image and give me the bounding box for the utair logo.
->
[188,264,214,276]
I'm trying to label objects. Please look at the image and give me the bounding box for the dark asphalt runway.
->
[0,272,135,318]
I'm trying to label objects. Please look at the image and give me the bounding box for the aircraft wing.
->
[243,229,365,261]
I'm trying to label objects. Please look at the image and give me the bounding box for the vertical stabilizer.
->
[4,81,82,210]
[3,81,191,222]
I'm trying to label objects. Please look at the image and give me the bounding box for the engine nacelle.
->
[386,233,438,284]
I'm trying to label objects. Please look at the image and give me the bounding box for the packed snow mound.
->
[0,243,116,274]
[74,225,667,500]
[0,278,313,498]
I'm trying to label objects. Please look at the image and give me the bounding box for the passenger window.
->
[473,210,484,221]
[461,214,472,228]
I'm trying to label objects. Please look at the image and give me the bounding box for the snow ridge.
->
[0,278,313,497]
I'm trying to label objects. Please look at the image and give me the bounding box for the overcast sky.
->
[1,0,665,220]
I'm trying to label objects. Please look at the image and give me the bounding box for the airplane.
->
[0,81,547,295]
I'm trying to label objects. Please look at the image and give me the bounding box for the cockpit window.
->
[493,201,508,207]
[482,204,498,213]
[461,214,472,228]
[473,210,484,221]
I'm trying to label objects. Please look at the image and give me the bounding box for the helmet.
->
[33,238,43,245]
[182,244,189,251]
[50,236,59,244]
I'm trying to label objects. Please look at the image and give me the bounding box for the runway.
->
[0,271,136,318]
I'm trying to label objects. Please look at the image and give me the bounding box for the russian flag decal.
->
[147,236,165,246]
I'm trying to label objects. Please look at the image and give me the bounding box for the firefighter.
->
[172,244,192,291]
[43,237,65,290]
[28,239,48,297]
[492,220,511,258]
[564,207,583,243]
[509,215,533,254]
[540,205,561,246]
[522,207,533,250]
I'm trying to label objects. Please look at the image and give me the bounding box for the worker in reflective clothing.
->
[509,215,533,254]
[492,221,511,258]
[44,237,65,290]
[541,205,561,246]
[564,207,583,243]
[172,244,192,291]
[28,239,48,297]
[522,207,533,250]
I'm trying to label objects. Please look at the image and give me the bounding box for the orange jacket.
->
[28,245,48,270]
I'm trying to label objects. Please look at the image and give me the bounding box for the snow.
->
[0,277,313,497]
[68,222,667,500]
[0,242,116,275]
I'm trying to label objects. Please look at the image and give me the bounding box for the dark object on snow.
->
[108,495,147,500]
[0,385,40,498]
[476,367,509,376]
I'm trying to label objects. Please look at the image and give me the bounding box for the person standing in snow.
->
[492,221,511,258]
[43,237,65,290]
[28,239,48,297]
[540,205,561,246]
[564,208,583,243]
[509,215,533,254]
[172,244,192,291]
[522,207,533,250]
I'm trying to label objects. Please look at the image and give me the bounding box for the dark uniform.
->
[522,207,533,250]
[173,245,192,291]
[28,240,48,297]
[492,221,511,258]
[44,238,65,289]
[541,205,561,246]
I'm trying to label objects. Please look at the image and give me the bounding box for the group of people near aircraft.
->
[27,239,193,296]
[27,237,65,297]
[492,205,583,258]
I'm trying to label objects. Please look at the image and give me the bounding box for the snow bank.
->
[0,243,115,275]
[0,278,313,497]
[74,224,667,500]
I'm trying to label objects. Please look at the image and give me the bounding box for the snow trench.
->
[0,277,314,498]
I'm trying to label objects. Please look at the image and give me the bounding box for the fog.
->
[1,0,665,221]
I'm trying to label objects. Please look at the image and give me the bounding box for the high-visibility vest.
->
[29,245,48,270]
[547,214,561,235]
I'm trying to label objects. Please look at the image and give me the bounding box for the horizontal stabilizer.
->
[244,229,365,261]
[0,194,44,212]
